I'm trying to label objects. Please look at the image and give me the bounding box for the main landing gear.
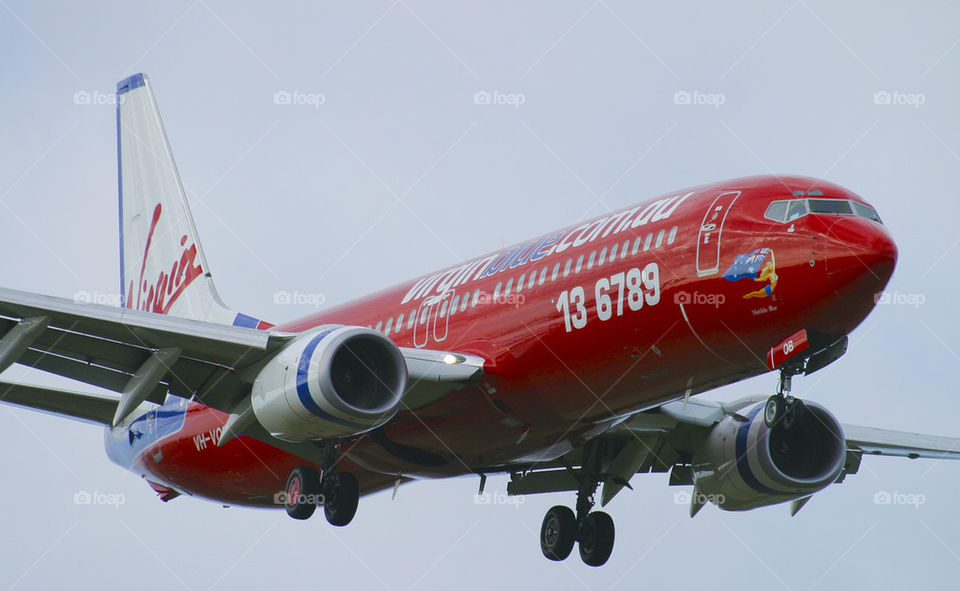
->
[764,364,806,429]
[539,444,616,567]
[283,445,360,526]
[284,466,360,526]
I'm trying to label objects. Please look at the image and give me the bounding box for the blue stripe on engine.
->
[296,330,333,416]
[294,329,365,429]
[735,405,780,495]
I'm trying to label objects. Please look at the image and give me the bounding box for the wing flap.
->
[0,381,118,426]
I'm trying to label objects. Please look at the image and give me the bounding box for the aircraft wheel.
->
[578,511,615,567]
[284,466,321,520]
[783,399,805,429]
[540,505,577,561]
[323,472,359,527]
[764,395,785,428]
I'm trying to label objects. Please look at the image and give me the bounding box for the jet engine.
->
[691,401,846,511]
[251,326,408,442]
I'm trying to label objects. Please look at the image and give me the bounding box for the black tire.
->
[783,399,805,430]
[578,511,615,567]
[764,395,785,428]
[285,466,321,520]
[323,472,360,527]
[540,505,577,561]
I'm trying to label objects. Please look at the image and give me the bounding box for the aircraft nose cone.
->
[820,217,898,334]
[826,218,898,287]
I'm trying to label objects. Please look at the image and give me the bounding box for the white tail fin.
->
[116,73,266,328]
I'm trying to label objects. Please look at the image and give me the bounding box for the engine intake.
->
[691,401,846,511]
[251,326,407,442]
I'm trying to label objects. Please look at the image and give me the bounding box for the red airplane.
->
[1,73,957,567]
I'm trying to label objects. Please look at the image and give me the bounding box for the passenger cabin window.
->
[667,225,678,245]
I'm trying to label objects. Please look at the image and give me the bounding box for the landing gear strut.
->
[764,364,806,429]
[539,442,616,567]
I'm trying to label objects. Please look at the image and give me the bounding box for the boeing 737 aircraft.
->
[1,73,957,567]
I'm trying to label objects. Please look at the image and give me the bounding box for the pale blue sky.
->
[1,2,959,589]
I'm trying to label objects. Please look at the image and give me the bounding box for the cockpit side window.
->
[852,202,882,223]
[764,201,788,222]
[786,199,808,221]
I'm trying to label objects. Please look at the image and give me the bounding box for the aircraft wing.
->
[649,397,960,460]
[842,424,960,460]
[502,395,960,509]
[0,286,483,437]
[0,286,291,417]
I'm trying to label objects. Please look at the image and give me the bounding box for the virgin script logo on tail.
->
[126,203,204,314]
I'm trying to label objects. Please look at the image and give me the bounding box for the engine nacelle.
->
[691,401,845,511]
[251,326,407,442]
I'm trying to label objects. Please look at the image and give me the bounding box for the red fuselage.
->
[107,175,897,506]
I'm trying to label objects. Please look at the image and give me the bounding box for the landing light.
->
[443,353,462,365]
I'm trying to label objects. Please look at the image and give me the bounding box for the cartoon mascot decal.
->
[723,247,778,299]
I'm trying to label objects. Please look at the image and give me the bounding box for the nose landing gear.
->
[764,364,806,429]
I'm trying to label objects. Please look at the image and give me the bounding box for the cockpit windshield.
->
[764,198,881,224]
